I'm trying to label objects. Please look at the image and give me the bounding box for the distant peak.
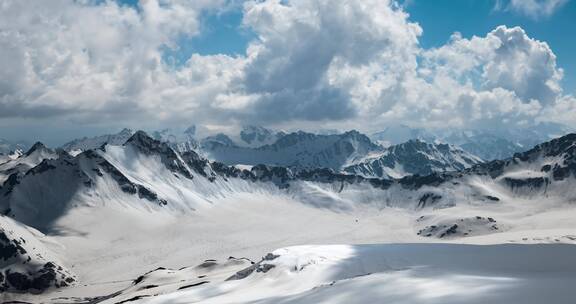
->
[343,129,361,135]
[202,133,236,147]
[118,128,134,135]
[242,125,261,131]
[342,130,369,140]
[341,130,378,146]
[126,130,155,146]
[240,125,277,145]
[184,125,196,136]
[125,130,179,157]
[405,139,426,144]
[25,142,48,156]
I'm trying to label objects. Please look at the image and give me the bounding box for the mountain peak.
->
[184,125,196,136]
[342,130,374,141]
[343,129,361,136]
[345,139,483,179]
[125,130,198,179]
[125,130,160,152]
[514,132,576,160]
[61,128,135,152]
[202,133,236,147]
[118,128,134,136]
[239,125,280,147]
[25,142,49,156]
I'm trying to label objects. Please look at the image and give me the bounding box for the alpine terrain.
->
[1,129,576,303]
[2,1,576,302]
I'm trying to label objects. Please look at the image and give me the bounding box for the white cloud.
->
[342,24,569,131]
[0,0,575,140]
[240,0,422,122]
[496,0,569,19]
[422,25,563,106]
[540,94,576,125]
[0,0,232,123]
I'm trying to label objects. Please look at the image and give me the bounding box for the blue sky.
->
[162,10,252,66]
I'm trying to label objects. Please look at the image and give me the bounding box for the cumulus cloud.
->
[0,0,233,123]
[415,25,564,128]
[424,26,563,102]
[496,0,569,19]
[0,0,575,139]
[240,0,422,121]
[540,94,576,126]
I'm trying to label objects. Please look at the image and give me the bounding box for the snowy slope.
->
[0,131,238,230]
[133,244,576,304]
[0,138,29,156]
[0,131,381,230]
[4,131,576,233]
[61,128,135,154]
[344,139,483,179]
[0,142,58,186]
[5,131,576,303]
[8,179,575,304]
[150,126,200,153]
[0,149,23,164]
[0,215,75,294]
[61,126,204,156]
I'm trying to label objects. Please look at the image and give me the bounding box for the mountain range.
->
[0,139,29,162]
[370,123,571,160]
[343,139,483,178]
[2,128,576,302]
[56,127,482,178]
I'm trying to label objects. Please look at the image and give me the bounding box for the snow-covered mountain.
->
[389,132,576,211]
[6,130,576,232]
[370,123,572,160]
[201,132,237,148]
[0,131,222,229]
[203,131,483,178]
[238,125,285,148]
[60,126,203,155]
[0,142,58,186]
[0,150,22,165]
[202,130,383,170]
[445,131,524,161]
[0,131,380,229]
[59,127,502,178]
[7,130,576,226]
[343,139,483,179]
[61,128,134,154]
[4,130,576,303]
[150,126,200,152]
[0,215,75,293]
[199,125,285,150]
[370,125,435,146]
[0,138,29,157]
[438,128,558,161]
